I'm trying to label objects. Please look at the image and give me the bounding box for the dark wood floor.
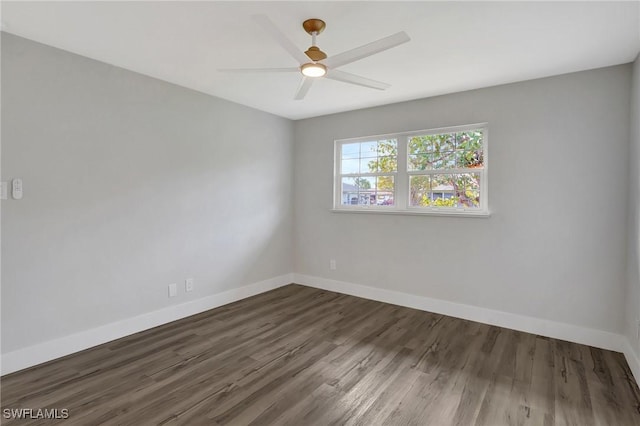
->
[2,284,639,425]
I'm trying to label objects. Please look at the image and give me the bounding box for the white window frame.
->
[333,123,489,217]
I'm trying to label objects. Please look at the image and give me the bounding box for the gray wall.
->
[294,65,631,334]
[627,54,640,357]
[1,34,294,353]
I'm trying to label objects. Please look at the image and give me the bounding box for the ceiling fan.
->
[219,15,410,100]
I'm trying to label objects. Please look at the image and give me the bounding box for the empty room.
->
[1,1,640,424]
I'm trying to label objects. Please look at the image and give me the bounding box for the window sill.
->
[331,208,491,218]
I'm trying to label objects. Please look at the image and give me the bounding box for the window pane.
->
[430,174,457,207]
[361,157,378,173]
[341,158,360,174]
[408,136,433,154]
[356,176,376,190]
[375,176,395,206]
[360,141,378,157]
[342,139,398,174]
[432,133,456,152]
[409,175,431,207]
[377,176,394,191]
[341,142,360,159]
[377,139,398,155]
[376,140,397,172]
[410,133,456,153]
[456,131,484,168]
[341,176,395,206]
[408,130,484,171]
[341,177,358,205]
[408,154,430,171]
[455,173,481,208]
[431,152,456,169]
[456,149,484,168]
[410,173,481,208]
[376,156,397,172]
[408,151,457,171]
[431,173,480,208]
[408,135,456,171]
[354,176,376,206]
[456,131,483,151]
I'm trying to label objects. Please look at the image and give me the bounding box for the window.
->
[337,139,398,207]
[334,124,488,216]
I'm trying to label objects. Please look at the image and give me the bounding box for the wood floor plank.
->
[2,284,639,425]
[526,336,556,425]
[553,339,596,426]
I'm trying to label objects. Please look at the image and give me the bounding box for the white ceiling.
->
[2,1,639,120]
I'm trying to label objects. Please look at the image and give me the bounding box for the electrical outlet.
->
[185,278,194,292]
[330,259,336,270]
[168,283,177,298]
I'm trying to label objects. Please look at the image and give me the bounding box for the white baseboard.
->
[293,274,624,353]
[623,338,640,383]
[1,273,294,376]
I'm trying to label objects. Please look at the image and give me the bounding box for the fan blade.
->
[326,69,390,90]
[218,67,299,73]
[323,31,410,69]
[253,14,309,65]
[294,77,314,100]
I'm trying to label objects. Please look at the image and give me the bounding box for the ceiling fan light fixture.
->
[301,62,327,77]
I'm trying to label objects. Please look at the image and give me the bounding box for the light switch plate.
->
[11,178,23,200]
[168,283,177,298]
